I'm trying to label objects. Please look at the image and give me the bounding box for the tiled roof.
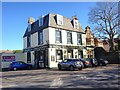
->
[49,13,85,33]
[23,13,85,37]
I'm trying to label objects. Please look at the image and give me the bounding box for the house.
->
[85,26,95,58]
[23,13,87,69]
[94,38,104,47]
[85,26,104,58]
[103,35,120,52]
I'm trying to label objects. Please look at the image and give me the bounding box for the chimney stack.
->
[28,17,35,24]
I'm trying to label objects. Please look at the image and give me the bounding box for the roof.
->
[23,13,85,37]
[94,38,103,43]
[23,14,49,37]
[49,13,85,33]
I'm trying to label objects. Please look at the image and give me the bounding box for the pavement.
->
[1,64,120,89]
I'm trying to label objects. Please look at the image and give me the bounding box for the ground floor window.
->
[67,50,73,58]
[27,52,31,63]
[78,50,83,58]
[56,50,63,61]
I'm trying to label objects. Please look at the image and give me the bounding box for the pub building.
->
[23,13,87,69]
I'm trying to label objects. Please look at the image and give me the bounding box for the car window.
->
[63,59,68,62]
[63,59,73,62]
[10,62,16,65]
[67,59,73,62]
[19,62,25,64]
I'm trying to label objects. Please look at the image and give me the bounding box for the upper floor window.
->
[73,20,79,29]
[56,14,63,25]
[38,31,43,45]
[28,24,31,32]
[67,31,72,44]
[77,33,82,45]
[27,35,31,47]
[55,29,62,43]
[39,16,44,27]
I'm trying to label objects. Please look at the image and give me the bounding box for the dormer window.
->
[73,20,79,29]
[57,14,63,25]
[39,16,44,27]
[28,24,31,32]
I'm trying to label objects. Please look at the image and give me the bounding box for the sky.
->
[2,2,96,50]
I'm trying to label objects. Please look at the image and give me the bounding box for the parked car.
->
[58,58,83,71]
[89,58,98,67]
[79,58,91,68]
[9,61,33,71]
[97,58,108,66]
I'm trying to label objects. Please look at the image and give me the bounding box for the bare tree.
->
[88,2,120,51]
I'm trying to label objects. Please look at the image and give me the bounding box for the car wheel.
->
[69,66,74,71]
[13,67,17,71]
[58,65,62,70]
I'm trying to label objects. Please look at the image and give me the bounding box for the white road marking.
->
[50,77,63,88]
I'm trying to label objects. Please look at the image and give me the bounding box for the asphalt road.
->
[1,64,120,89]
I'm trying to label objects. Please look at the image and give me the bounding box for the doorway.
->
[35,50,48,69]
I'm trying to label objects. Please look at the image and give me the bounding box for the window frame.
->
[55,29,62,43]
[38,31,43,45]
[74,20,79,29]
[56,50,63,62]
[27,52,31,63]
[57,14,63,26]
[28,24,31,32]
[27,35,31,47]
[39,16,44,27]
[77,33,82,45]
[67,31,72,44]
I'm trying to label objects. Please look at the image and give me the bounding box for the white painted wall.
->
[23,37,27,49]
[82,34,86,46]
[24,27,86,48]
[48,27,84,46]
[48,27,55,44]
[48,48,58,68]
[31,32,38,47]
[30,51,35,65]
[43,28,49,44]
[72,32,77,45]
[61,30,67,44]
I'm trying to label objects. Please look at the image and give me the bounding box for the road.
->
[1,64,120,89]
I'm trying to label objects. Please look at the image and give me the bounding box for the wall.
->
[72,32,77,46]
[43,28,49,44]
[31,32,38,47]
[48,27,55,44]
[48,48,58,68]
[1,53,26,68]
[106,52,120,64]
[48,27,84,46]
[82,34,86,46]
[23,37,27,49]
[30,51,35,65]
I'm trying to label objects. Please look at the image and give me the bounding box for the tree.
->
[88,2,120,51]
[13,50,23,53]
